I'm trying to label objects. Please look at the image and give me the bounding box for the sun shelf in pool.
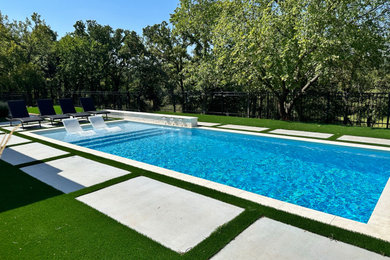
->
[37,121,390,223]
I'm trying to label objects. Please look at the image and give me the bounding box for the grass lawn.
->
[0,129,389,259]
[27,105,83,115]
[156,111,390,141]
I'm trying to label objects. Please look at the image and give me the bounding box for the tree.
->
[174,0,390,119]
[0,12,57,100]
[143,21,190,111]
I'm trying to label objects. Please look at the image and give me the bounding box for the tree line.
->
[0,0,389,119]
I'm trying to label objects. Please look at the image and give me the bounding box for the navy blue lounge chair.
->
[59,98,91,119]
[80,97,110,120]
[37,99,70,125]
[7,100,43,128]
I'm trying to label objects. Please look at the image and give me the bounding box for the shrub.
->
[0,101,9,118]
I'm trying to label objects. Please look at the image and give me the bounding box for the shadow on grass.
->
[0,160,63,213]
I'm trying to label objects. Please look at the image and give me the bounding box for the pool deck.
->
[2,118,390,258]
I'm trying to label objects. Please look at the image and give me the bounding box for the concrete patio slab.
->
[0,126,24,132]
[1,142,68,165]
[1,123,55,132]
[218,124,268,132]
[338,135,390,146]
[0,134,31,146]
[269,129,333,139]
[211,218,387,260]
[197,122,221,127]
[20,156,129,193]
[77,176,244,253]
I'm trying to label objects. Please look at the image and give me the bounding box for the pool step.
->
[77,129,170,149]
[72,128,162,146]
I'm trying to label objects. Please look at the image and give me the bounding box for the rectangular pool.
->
[36,121,390,223]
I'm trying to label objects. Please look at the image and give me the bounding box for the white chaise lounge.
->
[62,118,95,136]
[88,116,121,133]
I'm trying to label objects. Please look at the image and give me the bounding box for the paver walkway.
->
[212,218,387,260]
[338,135,390,146]
[21,156,129,193]
[218,124,269,132]
[269,129,333,139]
[77,176,244,253]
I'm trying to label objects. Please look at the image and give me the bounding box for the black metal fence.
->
[183,91,390,128]
[1,90,390,128]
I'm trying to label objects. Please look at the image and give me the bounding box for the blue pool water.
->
[38,121,390,223]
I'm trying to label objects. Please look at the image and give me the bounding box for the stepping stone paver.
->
[211,218,387,260]
[1,123,54,132]
[0,134,31,146]
[1,126,24,132]
[1,142,68,165]
[77,176,244,253]
[21,156,129,193]
[218,124,269,132]
[197,121,221,127]
[269,129,333,139]
[338,135,390,146]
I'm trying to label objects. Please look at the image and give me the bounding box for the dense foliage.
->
[0,0,389,118]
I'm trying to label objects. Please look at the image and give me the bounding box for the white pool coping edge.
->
[18,120,390,242]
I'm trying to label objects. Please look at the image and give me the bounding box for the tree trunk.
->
[278,97,294,121]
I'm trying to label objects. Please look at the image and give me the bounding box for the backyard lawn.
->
[27,105,83,115]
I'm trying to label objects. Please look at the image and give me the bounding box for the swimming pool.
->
[37,121,390,223]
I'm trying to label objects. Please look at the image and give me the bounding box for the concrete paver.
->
[338,135,390,146]
[218,124,268,132]
[269,129,333,139]
[212,218,387,260]
[1,142,68,165]
[77,176,244,253]
[21,156,129,193]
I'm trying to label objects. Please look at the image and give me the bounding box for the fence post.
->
[202,92,206,114]
[326,92,331,123]
[246,93,250,118]
[386,93,390,129]
[266,93,270,119]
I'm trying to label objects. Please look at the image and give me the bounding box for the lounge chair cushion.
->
[80,98,110,115]
[37,99,57,116]
[8,100,30,118]
[10,116,43,123]
[59,98,77,114]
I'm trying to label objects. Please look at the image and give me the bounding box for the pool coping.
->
[19,120,390,243]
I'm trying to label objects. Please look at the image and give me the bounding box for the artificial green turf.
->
[1,123,390,258]
[0,160,63,213]
[156,111,390,141]
[27,105,83,115]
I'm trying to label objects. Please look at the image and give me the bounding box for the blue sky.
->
[1,0,180,37]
